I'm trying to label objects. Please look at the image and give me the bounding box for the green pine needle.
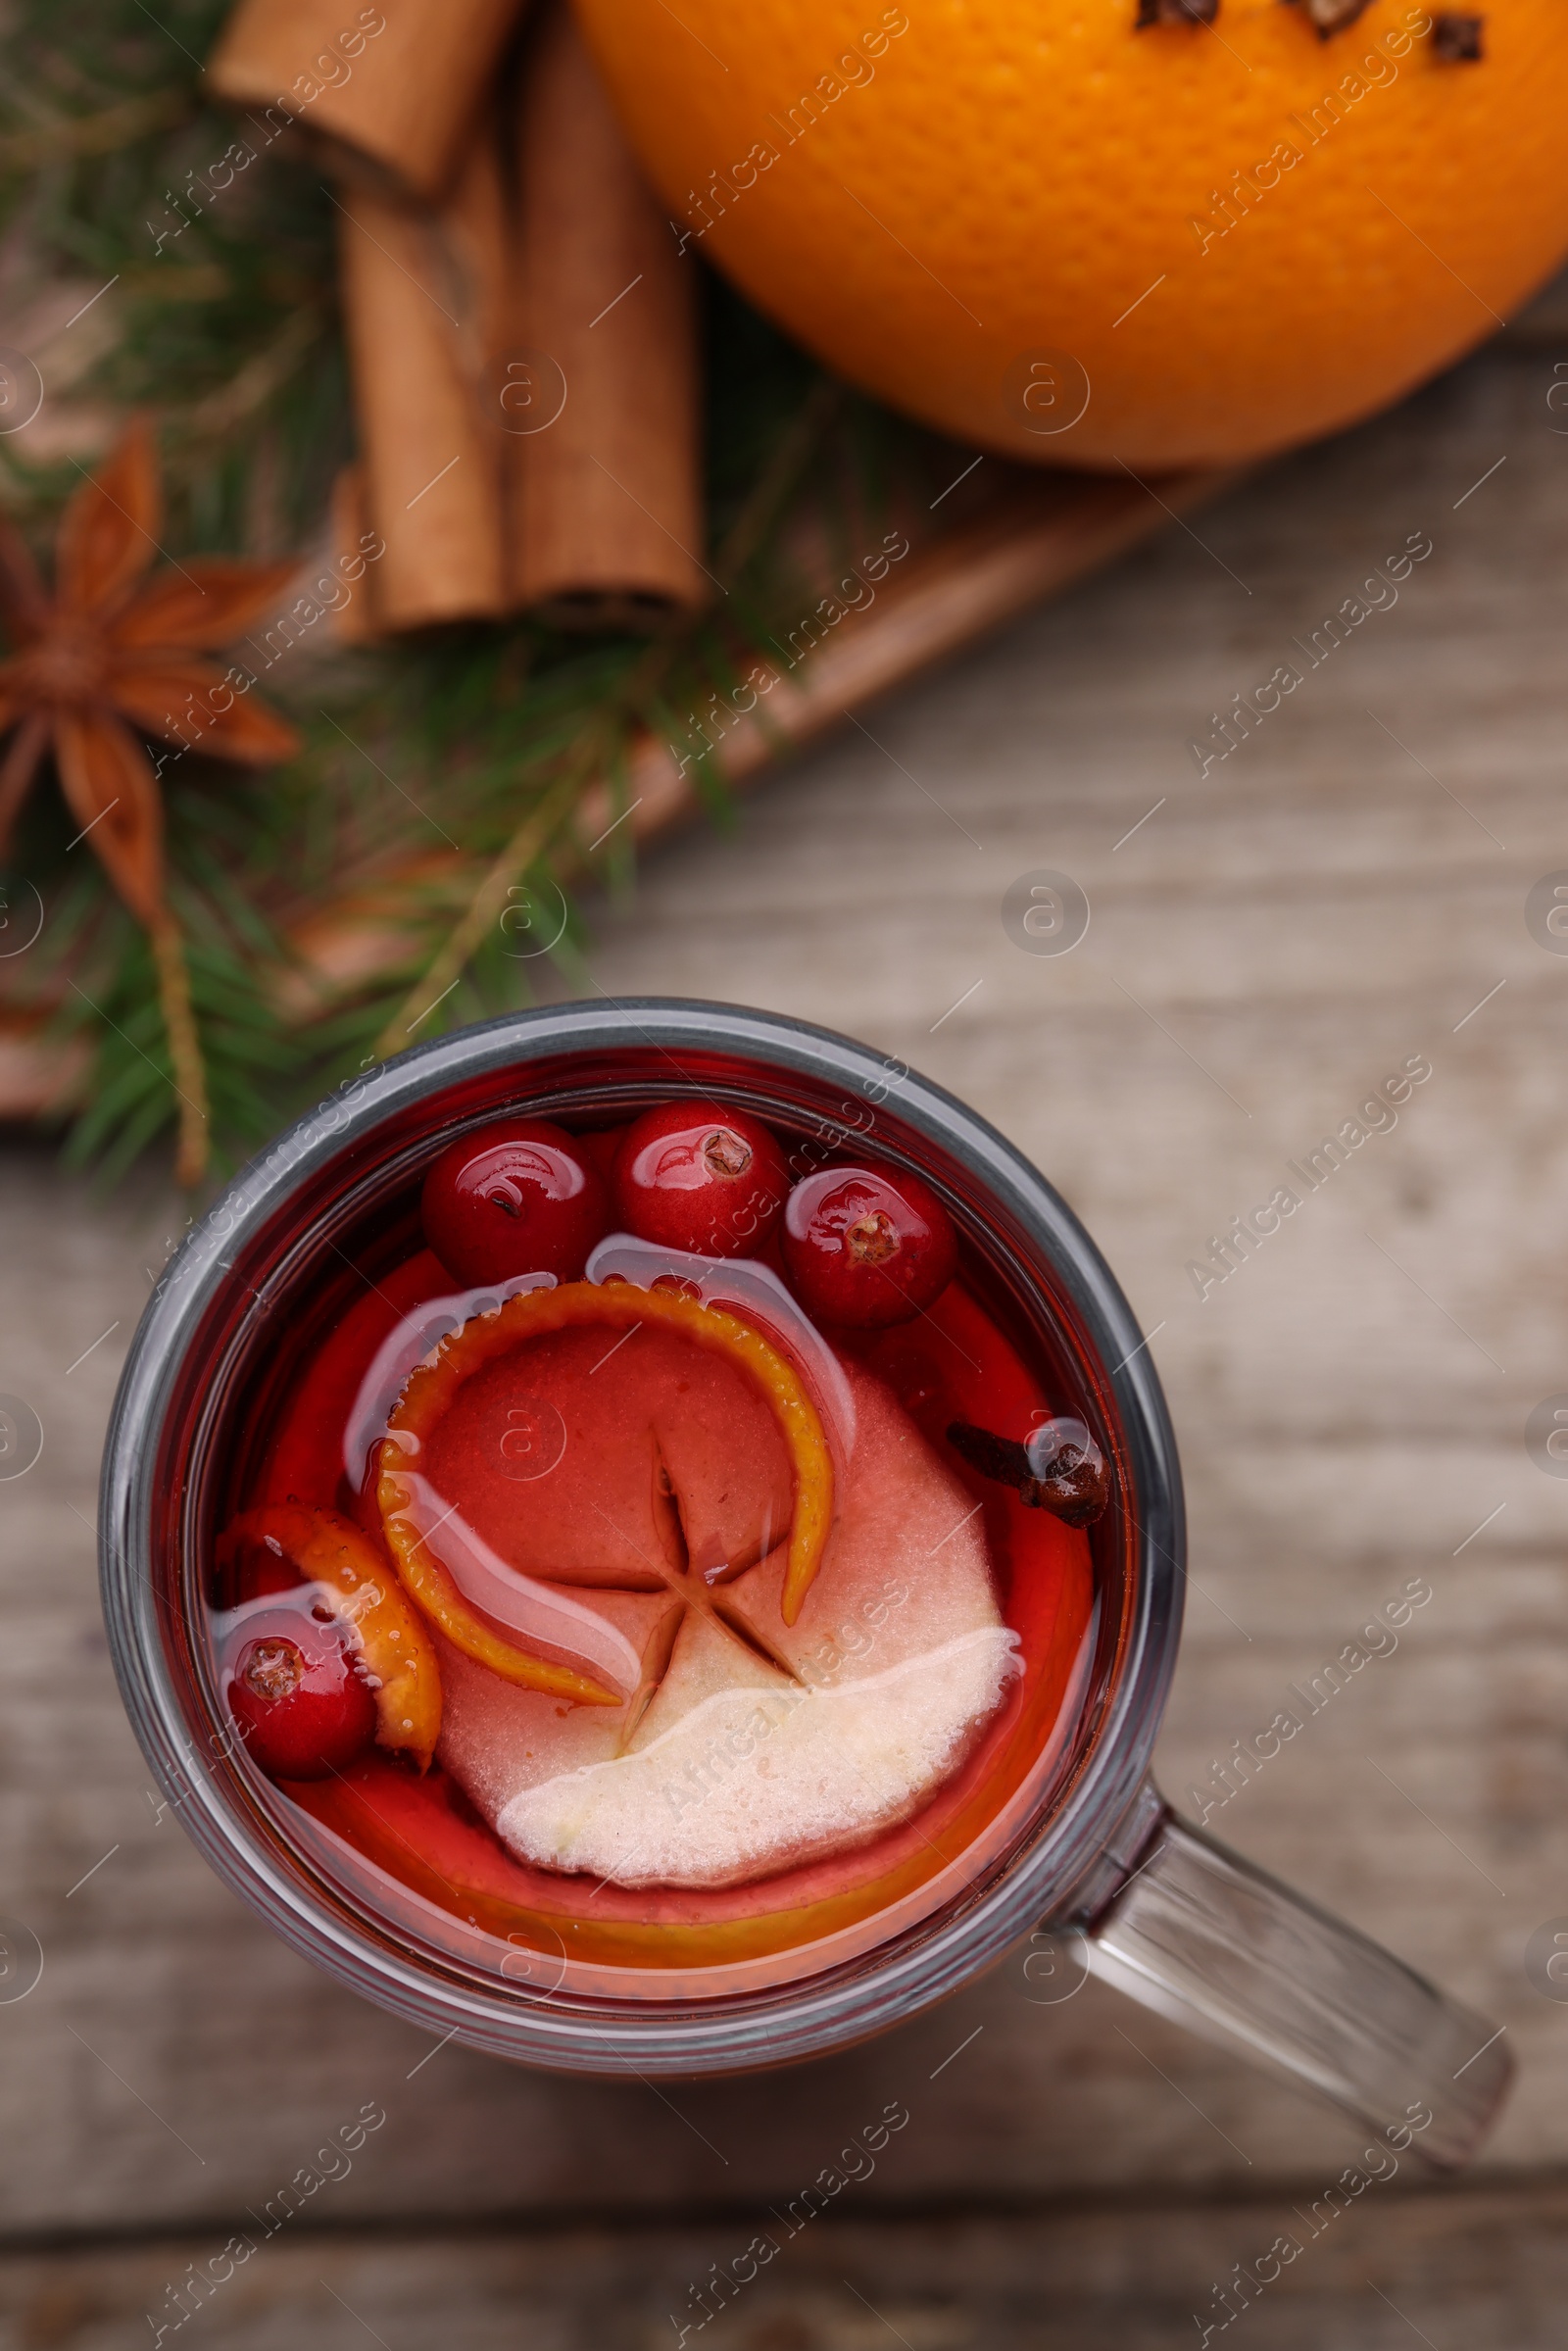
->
[0,0,958,1186]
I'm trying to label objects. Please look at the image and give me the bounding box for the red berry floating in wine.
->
[612,1102,788,1258]
[421,1118,610,1285]
[782,1164,957,1328]
[224,1609,376,1782]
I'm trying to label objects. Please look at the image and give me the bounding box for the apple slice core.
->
[376,1281,835,1703]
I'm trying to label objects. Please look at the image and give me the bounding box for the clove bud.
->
[1432,11,1484,57]
[1136,0,1220,24]
[1282,0,1374,39]
[946,1419,1109,1529]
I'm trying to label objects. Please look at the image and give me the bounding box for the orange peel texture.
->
[576,0,1568,469]
[376,1281,836,1704]
[218,1504,443,1770]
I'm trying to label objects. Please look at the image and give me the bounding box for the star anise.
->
[0,418,302,1183]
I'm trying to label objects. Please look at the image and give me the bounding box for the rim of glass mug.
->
[99,997,1184,2075]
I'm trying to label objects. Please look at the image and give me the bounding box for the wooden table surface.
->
[5,329,1568,2348]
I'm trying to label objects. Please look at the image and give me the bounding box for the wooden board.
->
[5,2183,1568,2349]
[2,327,1567,2339]
[0,465,1226,1077]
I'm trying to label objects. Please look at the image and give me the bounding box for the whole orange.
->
[575,0,1568,467]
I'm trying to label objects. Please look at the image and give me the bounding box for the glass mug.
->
[100,1000,1508,2166]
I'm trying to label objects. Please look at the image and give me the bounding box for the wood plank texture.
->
[7,2184,1568,2350]
[0,468,1222,1093]
[2,332,1566,2343]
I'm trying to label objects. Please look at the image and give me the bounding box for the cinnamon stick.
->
[336,123,511,630]
[208,0,528,201]
[324,465,382,643]
[508,0,706,628]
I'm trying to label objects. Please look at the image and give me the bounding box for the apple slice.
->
[376,1283,836,1708]
[416,1319,795,1588]
[433,1363,1018,1889]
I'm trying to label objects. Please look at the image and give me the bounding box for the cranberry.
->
[224,1607,376,1782]
[421,1118,610,1285]
[612,1102,788,1258]
[781,1164,956,1328]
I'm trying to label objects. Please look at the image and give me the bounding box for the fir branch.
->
[0,87,193,172]
[0,0,953,1181]
[146,903,207,1185]
[367,376,848,1055]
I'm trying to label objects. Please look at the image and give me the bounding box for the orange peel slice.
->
[376,1281,836,1705]
[218,1504,443,1771]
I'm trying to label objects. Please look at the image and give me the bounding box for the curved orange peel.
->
[218,1504,443,1771]
[376,1283,835,1709]
[376,1481,623,1711]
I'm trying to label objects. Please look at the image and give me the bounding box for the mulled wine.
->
[198,1097,1103,1998]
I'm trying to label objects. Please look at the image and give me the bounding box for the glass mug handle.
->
[1081,1790,1510,2171]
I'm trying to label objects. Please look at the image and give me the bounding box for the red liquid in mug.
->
[201,1111,1099,1997]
